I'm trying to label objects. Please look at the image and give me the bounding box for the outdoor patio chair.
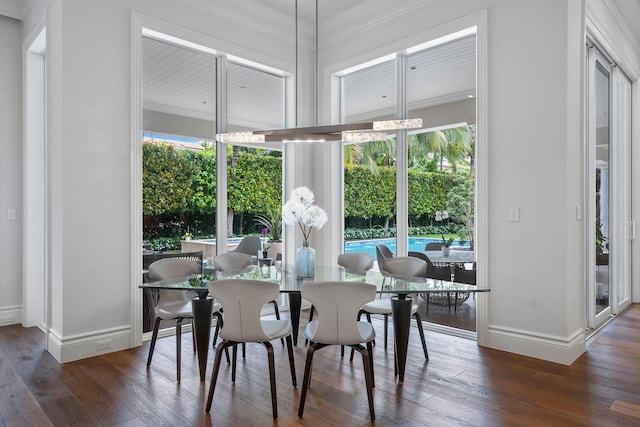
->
[424,241,443,251]
[231,236,262,257]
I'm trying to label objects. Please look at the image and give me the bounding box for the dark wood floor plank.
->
[1,305,640,425]
[0,358,53,426]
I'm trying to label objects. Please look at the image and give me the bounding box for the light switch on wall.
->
[509,206,520,222]
[7,209,16,221]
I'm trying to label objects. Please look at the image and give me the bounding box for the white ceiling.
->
[143,28,476,132]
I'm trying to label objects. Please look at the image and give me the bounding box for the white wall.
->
[0,15,23,326]
[9,0,638,364]
[317,0,589,364]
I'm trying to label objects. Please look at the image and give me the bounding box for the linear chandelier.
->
[216,119,423,144]
[216,0,422,145]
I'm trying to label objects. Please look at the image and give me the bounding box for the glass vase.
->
[296,239,316,278]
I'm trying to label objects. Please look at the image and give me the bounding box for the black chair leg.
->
[231,344,238,383]
[383,314,388,349]
[206,340,233,413]
[146,317,161,366]
[271,300,285,346]
[298,342,327,418]
[264,342,278,419]
[352,343,376,421]
[413,312,429,360]
[285,335,297,386]
[305,305,316,345]
[176,318,183,382]
[191,318,196,353]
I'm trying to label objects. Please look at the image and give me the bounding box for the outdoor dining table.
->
[139,264,488,383]
[421,249,476,264]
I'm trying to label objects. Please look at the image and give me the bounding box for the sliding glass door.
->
[586,43,632,330]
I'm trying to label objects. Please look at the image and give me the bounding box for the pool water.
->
[344,237,468,259]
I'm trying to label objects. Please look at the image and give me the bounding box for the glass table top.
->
[140,264,488,295]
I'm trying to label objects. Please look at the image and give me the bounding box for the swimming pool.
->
[344,237,468,258]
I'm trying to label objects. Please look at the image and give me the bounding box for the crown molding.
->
[318,0,436,48]
[180,0,316,51]
[0,0,23,20]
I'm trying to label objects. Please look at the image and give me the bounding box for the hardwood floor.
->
[1,305,639,426]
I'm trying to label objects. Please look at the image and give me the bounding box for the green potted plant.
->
[254,207,283,260]
[182,226,194,241]
[441,234,454,257]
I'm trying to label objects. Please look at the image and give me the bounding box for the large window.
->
[340,30,477,333]
[225,62,285,259]
[342,59,396,259]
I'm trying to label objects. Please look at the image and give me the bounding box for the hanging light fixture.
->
[216,0,421,145]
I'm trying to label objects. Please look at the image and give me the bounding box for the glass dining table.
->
[140,264,488,383]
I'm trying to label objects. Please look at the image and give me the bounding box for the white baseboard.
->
[47,325,133,363]
[486,324,586,365]
[0,305,22,326]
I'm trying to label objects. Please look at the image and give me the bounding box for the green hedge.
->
[143,143,472,241]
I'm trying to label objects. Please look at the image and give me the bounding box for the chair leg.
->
[264,341,278,419]
[351,310,374,361]
[426,294,430,315]
[191,318,196,353]
[365,312,376,347]
[298,342,328,418]
[285,335,297,387]
[366,340,375,389]
[383,314,388,349]
[146,316,162,367]
[413,312,429,360]
[212,312,230,364]
[352,343,376,421]
[305,305,316,346]
[206,340,233,413]
[232,344,238,383]
[271,300,285,346]
[176,318,183,382]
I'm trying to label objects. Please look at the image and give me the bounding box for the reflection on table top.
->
[139,264,488,295]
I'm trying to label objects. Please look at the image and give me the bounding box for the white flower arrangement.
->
[435,210,448,222]
[282,187,328,241]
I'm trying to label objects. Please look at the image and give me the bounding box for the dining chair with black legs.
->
[205,279,297,419]
[306,252,375,350]
[214,251,284,353]
[355,256,430,362]
[146,257,222,382]
[298,281,377,421]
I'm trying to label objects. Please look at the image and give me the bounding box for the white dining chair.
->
[146,257,222,382]
[205,279,297,419]
[357,256,429,360]
[299,281,377,421]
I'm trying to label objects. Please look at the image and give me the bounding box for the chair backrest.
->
[454,264,476,285]
[213,252,254,271]
[148,257,201,281]
[375,245,394,272]
[143,250,203,272]
[424,242,443,251]
[408,251,450,280]
[208,279,280,342]
[337,253,374,272]
[232,236,262,256]
[148,258,201,308]
[382,256,427,277]
[301,281,376,345]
